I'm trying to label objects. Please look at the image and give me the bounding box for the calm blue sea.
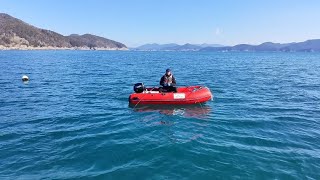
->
[0,50,319,179]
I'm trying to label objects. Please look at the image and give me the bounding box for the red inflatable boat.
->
[129,85,213,105]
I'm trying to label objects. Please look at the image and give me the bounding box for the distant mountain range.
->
[133,40,320,52]
[132,43,224,51]
[0,13,127,50]
[200,40,320,52]
[2,13,319,52]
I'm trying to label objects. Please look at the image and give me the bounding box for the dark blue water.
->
[0,51,320,179]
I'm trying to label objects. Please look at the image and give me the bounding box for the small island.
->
[0,13,127,50]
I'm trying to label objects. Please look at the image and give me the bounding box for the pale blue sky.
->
[1,0,320,47]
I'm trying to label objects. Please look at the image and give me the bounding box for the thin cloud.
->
[215,28,222,36]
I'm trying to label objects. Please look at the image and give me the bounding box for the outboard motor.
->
[134,83,145,93]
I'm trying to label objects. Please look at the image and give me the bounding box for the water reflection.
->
[129,104,211,119]
[129,104,212,143]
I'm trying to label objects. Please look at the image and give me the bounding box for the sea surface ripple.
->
[0,51,319,179]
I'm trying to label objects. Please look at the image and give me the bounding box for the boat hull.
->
[129,86,213,105]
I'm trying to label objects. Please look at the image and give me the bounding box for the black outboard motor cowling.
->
[134,83,145,93]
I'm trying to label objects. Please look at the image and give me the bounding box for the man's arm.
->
[160,76,165,86]
[172,76,176,86]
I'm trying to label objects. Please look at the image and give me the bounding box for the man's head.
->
[166,68,172,76]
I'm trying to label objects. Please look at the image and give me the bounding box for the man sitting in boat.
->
[160,68,177,92]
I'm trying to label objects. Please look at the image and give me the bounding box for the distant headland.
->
[0,13,127,50]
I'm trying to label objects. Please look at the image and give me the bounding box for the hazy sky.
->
[1,0,320,47]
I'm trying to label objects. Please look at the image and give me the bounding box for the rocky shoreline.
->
[0,45,128,51]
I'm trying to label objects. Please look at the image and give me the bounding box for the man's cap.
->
[166,68,171,72]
